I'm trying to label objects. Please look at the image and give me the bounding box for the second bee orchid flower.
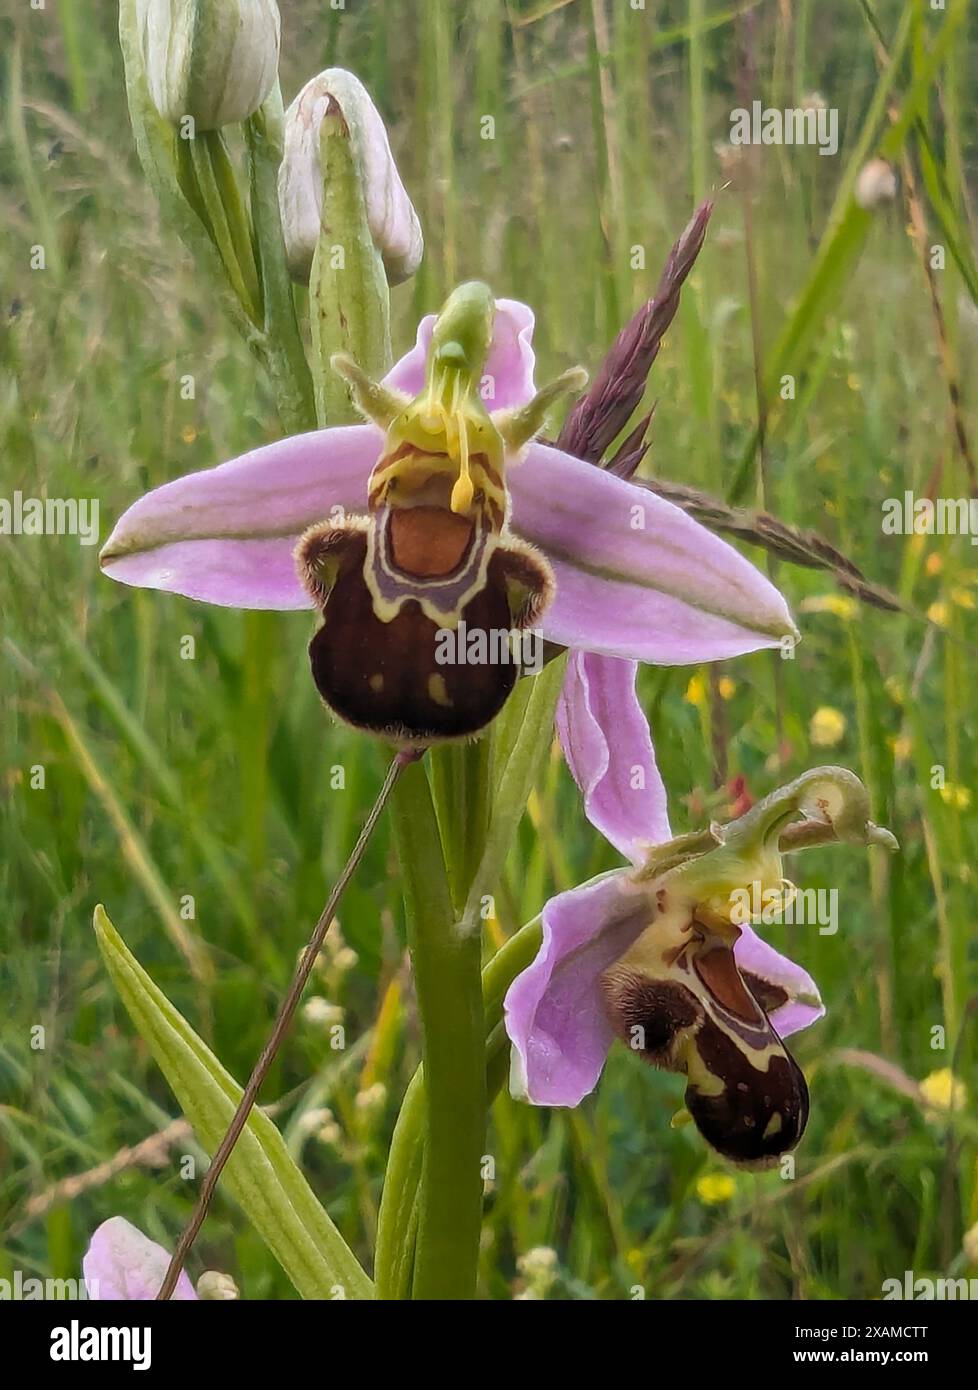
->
[504,763,898,1167]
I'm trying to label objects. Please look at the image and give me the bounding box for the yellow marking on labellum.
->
[369,673,384,693]
[763,1112,783,1139]
[684,1048,726,1098]
[427,674,453,708]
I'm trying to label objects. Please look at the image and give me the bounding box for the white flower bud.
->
[196,1269,240,1300]
[517,1246,558,1280]
[516,1245,559,1298]
[301,995,344,1028]
[278,68,423,286]
[333,945,359,972]
[137,0,281,131]
[855,158,897,211]
[298,1106,335,1134]
[355,1081,387,1112]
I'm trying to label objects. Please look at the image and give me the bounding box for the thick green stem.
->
[376,663,567,1296]
[374,913,544,1299]
[390,759,486,1300]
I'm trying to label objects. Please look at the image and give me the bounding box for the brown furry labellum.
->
[295,502,553,747]
[602,917,808,1169]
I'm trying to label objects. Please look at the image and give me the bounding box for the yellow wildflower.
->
[919,1068,966,1113]
[798,594,858,621]
[684,675,707,707]
[938,783,972,811]
[890,735,912,763]
[810,706,847,748]
[697,1174,736,1205]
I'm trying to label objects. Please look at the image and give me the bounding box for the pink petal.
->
[734,924,825,1038]
[557,652,671,864]
[505,871,651,1107]
[383,298,537,409]
[83,1217,198,1300]
[510,443,798,660]
[100,425,382,607]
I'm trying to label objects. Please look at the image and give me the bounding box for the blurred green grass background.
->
[1,0,977,1299]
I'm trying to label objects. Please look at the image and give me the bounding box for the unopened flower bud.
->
[516,1246,559,1297]
[196,1269,239,1300]
[298,1106,334,1134]
[855,158,897,211]
[302,995,344,1028]
[355,1081,387,1114]
[278,68,423,286]
[518,1246,558,1279]
[333,945,359,972]
[137,0,281,131]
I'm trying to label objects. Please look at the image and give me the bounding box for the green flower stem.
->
[390,759,486,1299]
[376,662,566,1296]
[374,913,543,1299]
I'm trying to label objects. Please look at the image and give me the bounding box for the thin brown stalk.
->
[156,750,411,1300]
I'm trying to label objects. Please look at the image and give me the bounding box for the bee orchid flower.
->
[504,760,897,1167]
[100,285,797,745]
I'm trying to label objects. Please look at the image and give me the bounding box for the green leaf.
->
[92,905,373,1300]
[466,653,568,924]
